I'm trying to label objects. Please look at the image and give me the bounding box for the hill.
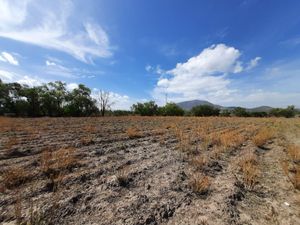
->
[176,99,273,112]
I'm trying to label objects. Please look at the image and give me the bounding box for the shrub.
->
[191,105,220,117]
[232,107,249,117]
[159,103,185,116]
[131,101,158,116]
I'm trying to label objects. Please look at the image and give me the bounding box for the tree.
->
[220,109,231,117]
[95,90,114,116]
[131,101,158,116]
[191,105,220,116]
[232,107,249,117]
[269,105,296,118]
[159,103,184,116]
[64,84,98,116]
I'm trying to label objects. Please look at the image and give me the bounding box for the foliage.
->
[131,101,158,116]
[269,105,296,118]
[0,79,98,117]
[159,102,184,116]
[191,105,220,116]
[232,107,249,117]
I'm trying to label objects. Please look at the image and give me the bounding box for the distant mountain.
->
[247,106,273,113]
[177,100,221,110]
[176,99,274,112]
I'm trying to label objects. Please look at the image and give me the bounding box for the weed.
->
[189,174,210,195]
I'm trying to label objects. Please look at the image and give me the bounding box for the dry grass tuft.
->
[287,144,300,162]
[191,155,208,171]
[126,127,142,139]
[2,167,28,190]
[238,151,260,189]
[189,174,210,195]
[252,127,274,147]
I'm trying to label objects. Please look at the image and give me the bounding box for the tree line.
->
[130,101,298,118]
[0,79,298,117]
[0,80,111,117]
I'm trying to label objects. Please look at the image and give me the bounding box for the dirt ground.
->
[0,117,299,225]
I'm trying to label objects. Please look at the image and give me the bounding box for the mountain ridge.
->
[176,99,274,112]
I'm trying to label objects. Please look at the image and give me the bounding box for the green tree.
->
[131,101,158,116]
[64,84,98,116]
[191,105,220,116]
[232,107,249,117]
[159,103,184,116]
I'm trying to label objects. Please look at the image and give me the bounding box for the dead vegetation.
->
[189,173,210,195]
[0,117,299,224]
[252,127,274,147]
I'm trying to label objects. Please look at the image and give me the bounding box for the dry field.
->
[0,116,299,225]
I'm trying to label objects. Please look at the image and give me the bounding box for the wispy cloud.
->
[0,0,113,63]
[0,51,19,65]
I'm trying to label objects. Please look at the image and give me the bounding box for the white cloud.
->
[0,51,19,65]
[145,64,166,75]
[0,0,112,63]
[66,83,78,91]
[0,69,43,86]
[45,60,56,66]
[153,44,243,104]
[247,57,261,70]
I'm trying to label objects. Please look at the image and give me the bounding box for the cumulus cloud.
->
[0,52,19,65]
[0,0,112,63]
[153,44,244,104]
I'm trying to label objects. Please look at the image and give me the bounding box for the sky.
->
[0,0,300,109]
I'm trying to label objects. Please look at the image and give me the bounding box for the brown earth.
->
[0,117,299,225]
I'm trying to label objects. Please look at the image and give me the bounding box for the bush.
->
[232,107,249,117]
[269,105,296,118]
[131,101,158,116]
[191,105,220,116]
[159,103,184,116]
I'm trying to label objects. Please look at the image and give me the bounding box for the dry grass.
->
[189,174,210,195]
[191,155,208,171]
[4,137,19,150]
[238,151,260,189]
[219,131,245,149]
[1,167,28,190]
[80,136,94,146]
[54,147,77,170]
[126,127,142,139]
[252,127,274,147]
[293,168,300,190]
[287,144,300,162]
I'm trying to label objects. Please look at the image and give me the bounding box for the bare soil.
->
[0,117,299,225]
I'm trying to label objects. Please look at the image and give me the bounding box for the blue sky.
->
[0,0,300,109]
